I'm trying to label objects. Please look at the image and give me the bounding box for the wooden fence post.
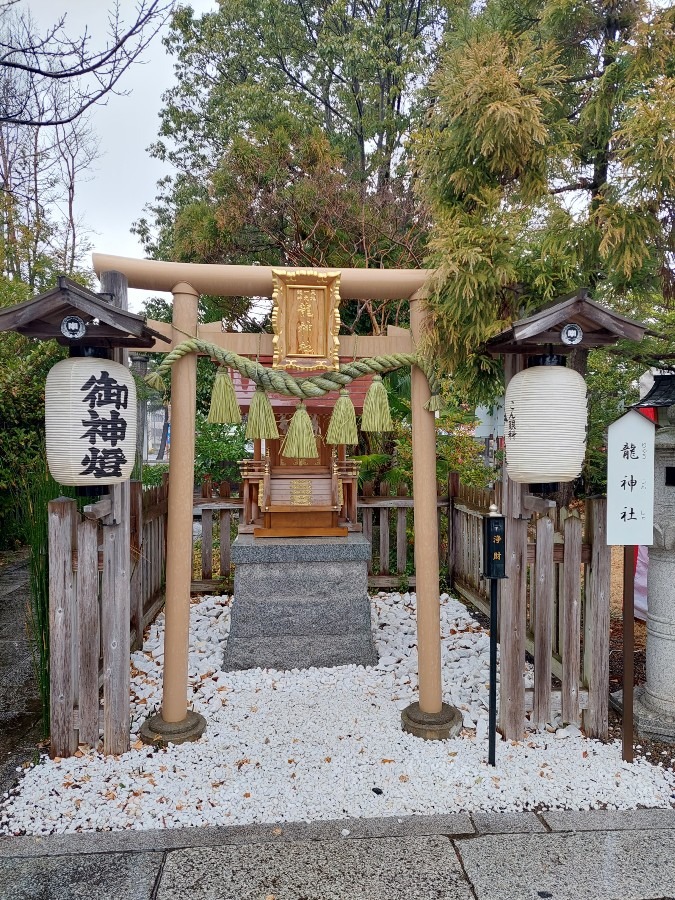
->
[499,354,527,740]
[130,480,144,651]
[362,482,374,573]
[533,516,554,728]
[583,498,610,739]
[100,269,131,756]
[447,473,459,586]
[379,482,390,575]
[220,481,231,579]
[201,506,213,580]
[77,516,100,747]
[562,515,582,726]
[396,483,408,575]
[49,497,78,758]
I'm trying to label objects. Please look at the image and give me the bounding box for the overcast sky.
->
[27,0,218,311]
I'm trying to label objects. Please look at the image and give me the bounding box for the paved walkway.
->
[1,809,675,899]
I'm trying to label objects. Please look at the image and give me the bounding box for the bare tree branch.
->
[0,1,173,126]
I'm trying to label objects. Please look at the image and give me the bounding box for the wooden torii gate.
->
[93,253,459,745]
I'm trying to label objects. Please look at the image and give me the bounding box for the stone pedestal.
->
[222,534,377,671]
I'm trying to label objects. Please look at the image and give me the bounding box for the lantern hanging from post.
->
[45,357,137,485]
[504,360,587,483]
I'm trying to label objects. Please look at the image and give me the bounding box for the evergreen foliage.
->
[133,0,451,333]
[415,0,675,400]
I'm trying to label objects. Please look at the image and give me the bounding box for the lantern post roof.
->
[0,276,170,349]
[485,288,648,355]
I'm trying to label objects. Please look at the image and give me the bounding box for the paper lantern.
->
[45,357,137,486]
[504,364,587,483]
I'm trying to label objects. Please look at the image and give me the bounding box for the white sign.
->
[606,410,655,545]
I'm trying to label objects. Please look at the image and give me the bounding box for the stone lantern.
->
[634,403,675,740]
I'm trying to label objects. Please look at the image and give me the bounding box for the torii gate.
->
[92,253,459,745]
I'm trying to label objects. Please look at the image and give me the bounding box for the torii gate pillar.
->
[140,282,206,745]
[401,295,462,739]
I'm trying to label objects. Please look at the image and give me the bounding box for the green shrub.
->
[142,463,170,487]
[193,413,249,484]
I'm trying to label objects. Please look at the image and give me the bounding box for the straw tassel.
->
[281,402,319,459]
[361,374,393,432]
[425,392,443,413]
[208,366,241,424]
[326,389,358,445]
[245,387,279,440]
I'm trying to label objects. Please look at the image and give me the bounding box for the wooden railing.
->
[48,478,168,757]
[192,479,453,591]
[131,477,169,648]
[449,479,610,738]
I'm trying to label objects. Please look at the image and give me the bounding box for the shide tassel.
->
[144,371,165,393]
[326,389,358,445]
[425,392,443,413]
[361,374,393,432]
[208,366,241,424]
[245,387,279,440]
[282,402,319,459]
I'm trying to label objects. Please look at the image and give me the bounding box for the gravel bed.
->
[2,592,674,836]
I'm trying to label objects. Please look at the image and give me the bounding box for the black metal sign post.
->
[483,504,506,767]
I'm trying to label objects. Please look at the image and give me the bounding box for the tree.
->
[0,1,173,126]
[134,0,451,331]
[414,0,675,400]
[0,106,98,545]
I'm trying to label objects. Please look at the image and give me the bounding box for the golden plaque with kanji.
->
[271,269,341,371]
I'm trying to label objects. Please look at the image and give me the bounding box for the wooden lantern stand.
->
[485,289,647,741]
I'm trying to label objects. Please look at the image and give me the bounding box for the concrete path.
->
[1,810,675,899]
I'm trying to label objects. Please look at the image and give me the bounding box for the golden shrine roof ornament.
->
[271,268,341,371]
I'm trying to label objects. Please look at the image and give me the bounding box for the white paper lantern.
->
[45,357,137,486]
[504,365,587,483]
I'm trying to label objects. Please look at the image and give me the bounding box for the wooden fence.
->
[449,480,610,738]
[48,478,168,757]
[191,479,451,591]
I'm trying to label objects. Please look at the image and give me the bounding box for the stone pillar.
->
[634,406,675,741]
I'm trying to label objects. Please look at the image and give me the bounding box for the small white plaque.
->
[606,410,655,546]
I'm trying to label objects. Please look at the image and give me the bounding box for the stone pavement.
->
[1,809,675,899]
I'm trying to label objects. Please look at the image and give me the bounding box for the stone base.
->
[223,534,376,672]
[401,702,463,740]
[610,686,675,744]
[139,710,207,746]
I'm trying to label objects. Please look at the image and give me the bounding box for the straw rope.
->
[145,337,443,411]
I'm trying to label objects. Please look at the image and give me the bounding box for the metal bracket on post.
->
[483,503,506,766]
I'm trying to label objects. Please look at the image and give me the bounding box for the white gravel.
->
[2,591,674,835]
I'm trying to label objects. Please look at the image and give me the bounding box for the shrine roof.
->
[0,276,170,349]
[634,375,675,409]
